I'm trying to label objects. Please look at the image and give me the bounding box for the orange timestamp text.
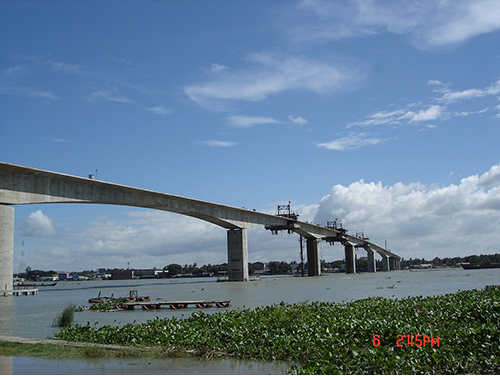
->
[373,334,440,347]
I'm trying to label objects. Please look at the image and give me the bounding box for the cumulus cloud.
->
[314,163,500,260]
[20,210,57,237]
[184,53,366,110]
[78,211,229,266]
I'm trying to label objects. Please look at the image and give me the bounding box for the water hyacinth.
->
[55,285,500,374]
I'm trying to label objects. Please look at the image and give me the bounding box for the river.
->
[1,267,499,374]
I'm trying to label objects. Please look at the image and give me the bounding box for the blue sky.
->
[2,0,500,272]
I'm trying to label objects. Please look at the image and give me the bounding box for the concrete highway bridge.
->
[0,162,401,293]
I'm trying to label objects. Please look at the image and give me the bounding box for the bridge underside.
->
[0,162,401,292]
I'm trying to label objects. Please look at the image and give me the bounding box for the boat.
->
[461,263,500,270]
[39,282,57,287]
[15,282,57,287]
[88,290,150,304]
[88,291,114,303]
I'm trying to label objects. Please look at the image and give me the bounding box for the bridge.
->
[0,162,400,293]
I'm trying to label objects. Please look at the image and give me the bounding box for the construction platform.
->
[117,300,232,310]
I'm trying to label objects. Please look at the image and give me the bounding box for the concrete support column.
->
[381,255,390,271]
[396,258,401,270]
[389,257,397,271]
[306,238,321,276]
[366,249,376,273]
[345,243,356,274]
[0,205,14,295]
[227,228,248,281]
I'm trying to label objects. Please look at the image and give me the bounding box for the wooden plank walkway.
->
[118,300,232,310]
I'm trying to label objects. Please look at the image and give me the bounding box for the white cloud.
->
[226,115,281,128]
[211,63,229,73]
[296,0,500,50]
[349,105,447,128]
[20,210,57,237]
[289,115,308,125]
[46,60,87,75]
[3,66,27,76]
[84,87,132,104]
[427,80,444,86]
[43,137,75,143]
[185,53,366,109]
[144,105,172,115]
[197,140,238,147]
[0,83,60,101]
[348,77,500,135]
[437,80,500,103]
[317,132,381,151]
[314,163,500,260]
[76,211,228,267]
[402,104,444,123]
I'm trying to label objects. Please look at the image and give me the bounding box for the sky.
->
[1,0,500,272]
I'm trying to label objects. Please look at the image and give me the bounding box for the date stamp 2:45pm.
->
[373,334,440,347]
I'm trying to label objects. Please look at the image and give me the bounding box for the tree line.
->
[16,253,500,280]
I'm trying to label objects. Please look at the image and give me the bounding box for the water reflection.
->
[2,355,290,375]
[0,355,13,375]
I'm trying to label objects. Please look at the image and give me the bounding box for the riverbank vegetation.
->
[53,285,500,374]
[52,304,75,327]
[0,341,187,359]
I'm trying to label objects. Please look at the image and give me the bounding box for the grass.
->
[4,285,500,374]
[0,341,192,359]
[52,304,75,327]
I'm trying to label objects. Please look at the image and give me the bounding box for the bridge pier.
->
[389,256,400,271]
[306,238,321,276]
[227,228,249,281]
[345,244,356,274]
[381,255,390,271]
[366,249,376,273]
[0,205,14,295]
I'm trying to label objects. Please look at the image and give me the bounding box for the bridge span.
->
[0,162,400,293]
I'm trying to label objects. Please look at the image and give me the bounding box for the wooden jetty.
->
[117,300,232,310]
[3,284,38,297]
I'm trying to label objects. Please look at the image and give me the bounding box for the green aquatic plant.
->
[52,304,75,327]
[55,285,500,374]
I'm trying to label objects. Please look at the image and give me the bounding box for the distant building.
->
[249,262,269,275]
[96,268,107,279]
[132,268,159,278]
[111,269,133,280]
[57,272,69,280]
